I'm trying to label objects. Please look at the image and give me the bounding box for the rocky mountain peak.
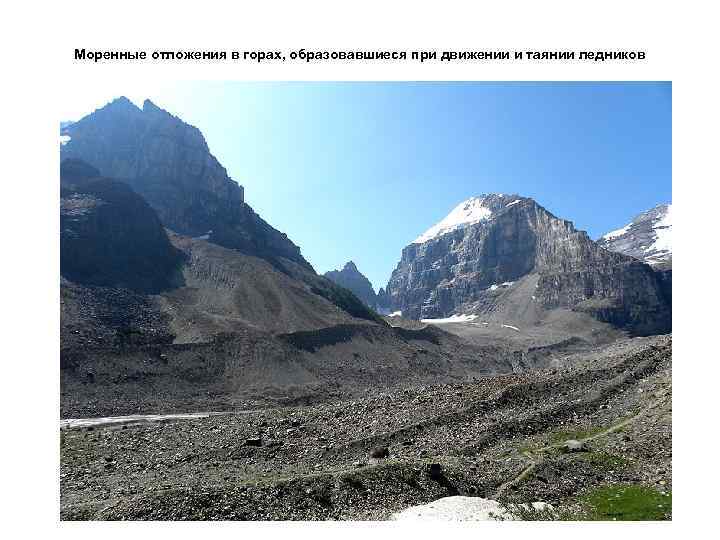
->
[597,203,672,268]
[60,97,313,268]
[324,261,377,310]
[142,98,161,112]
[412,194,527,244]
[385,194,671,335]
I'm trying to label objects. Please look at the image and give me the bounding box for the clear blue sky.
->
[60,82,671,290]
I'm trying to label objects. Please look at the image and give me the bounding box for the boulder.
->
[562,439,588,453]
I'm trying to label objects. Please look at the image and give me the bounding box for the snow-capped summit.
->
[598,203,672,268]
[412,194,522,244]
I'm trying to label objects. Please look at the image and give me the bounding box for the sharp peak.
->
[462,193,523,200]
[451,194,528,207]
[342,261,359,271]
[98,96,168,116]
[105,96,142,111]
[142,98,164,113]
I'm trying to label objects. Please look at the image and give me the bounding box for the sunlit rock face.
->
[385,194,671,336]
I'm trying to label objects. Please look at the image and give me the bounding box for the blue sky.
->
[61,82,671,290]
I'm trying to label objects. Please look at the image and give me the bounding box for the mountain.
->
[60,97,307,268]
[60,159,184,293]
[324,262,378,309]
[59,97,383,325]
[597,204,672,270]
[384,194,671,336]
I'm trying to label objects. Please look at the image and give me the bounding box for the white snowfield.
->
[601,222,632,241]
[412,196,493,244]
[60,134,71,145]
[389,311,402,317]
[488,281,514,291]
[421,314,478,324]
[502,324,520,331]
[391,496,552,521]
[643,203,672,259]
[601,204,672,265]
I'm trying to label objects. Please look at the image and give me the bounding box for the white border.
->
[2,0,718,538]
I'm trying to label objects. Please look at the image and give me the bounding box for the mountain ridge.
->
[60,96,309,269]
[597,203,672,269]
[384,194,671,336]
[323,261,378,310]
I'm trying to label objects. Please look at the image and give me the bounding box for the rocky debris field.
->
[60,335,671,520]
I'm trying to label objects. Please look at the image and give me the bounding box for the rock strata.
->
[385,194,671,335]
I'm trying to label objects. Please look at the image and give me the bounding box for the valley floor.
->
[60,335,671,520]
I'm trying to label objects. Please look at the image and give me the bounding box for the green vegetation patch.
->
[549,425,606,443]
[581,484,671,521]
[577,451,630,471]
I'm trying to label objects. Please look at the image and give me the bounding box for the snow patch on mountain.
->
[601,222,632,241]
[598,203,672,267]
[487,281,515,291]
[644,204,672,255]
[412,197,494,244]
[421,314,478,324]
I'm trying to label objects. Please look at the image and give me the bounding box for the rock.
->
[353,461,366,468]
[60,97,311,269]
[562,439,587,453]
[597,204,672,269]
[324,262,378,309]
[384,194,671,335]
[244,438,262,447]
[370,446,389,459]
[60,161,184,294]
[427,463,443,479]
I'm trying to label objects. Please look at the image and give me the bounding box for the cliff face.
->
[323,262,378,309]
[61,97,308,268]
[385,194,671,335]
[60,159,184,293]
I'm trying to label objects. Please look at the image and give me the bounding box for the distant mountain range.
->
[597,204,672,270]
[59,96,672,416]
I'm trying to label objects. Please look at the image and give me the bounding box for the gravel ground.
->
[60,335,671,520]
